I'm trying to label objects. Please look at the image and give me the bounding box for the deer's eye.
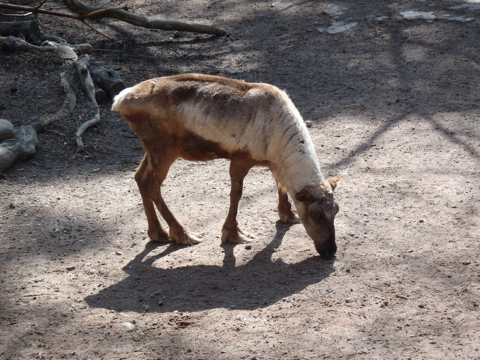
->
[310,209,324,221]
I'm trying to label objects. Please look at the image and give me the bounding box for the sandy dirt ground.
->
[1,0,480,359]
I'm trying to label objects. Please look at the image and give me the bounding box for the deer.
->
[112,74,340,258]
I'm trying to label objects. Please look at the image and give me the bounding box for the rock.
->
[0,125,38,171]
[122,322,135,331]
[305,120,313,128]
[0,144,16,171]
[14,125,38,159]
[50,42,78,65]
[0,119,14,141]
[245,245,252,250]
[90,69,126,98]
[66,266,75,271]
[345,297,354,303]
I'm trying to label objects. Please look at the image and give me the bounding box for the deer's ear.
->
[295,189,313,203]
[327,175,340,192]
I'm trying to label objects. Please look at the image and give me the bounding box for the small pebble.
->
[245,245,252,250]
[66,266,75,271]
[346,297,354,303]
[122,322,135,331]
[305,120,313,128]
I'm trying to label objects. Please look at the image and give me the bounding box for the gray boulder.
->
[0,125,38,171]
[0,119,14,141]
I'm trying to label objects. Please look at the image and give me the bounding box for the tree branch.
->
[0,0,226,36]
[0,3,80,20]
[62,0,226,35]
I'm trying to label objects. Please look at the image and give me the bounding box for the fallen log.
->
[0,20,42,42]
[0,35,93,56]
[0,20,69,43]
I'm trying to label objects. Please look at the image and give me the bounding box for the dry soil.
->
[1,0,480,359]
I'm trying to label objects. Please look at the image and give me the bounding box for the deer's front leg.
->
[277,182,301,224]
[221,155,255,244]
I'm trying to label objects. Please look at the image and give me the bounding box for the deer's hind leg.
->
[136,149,201,246]
[152,149,202,246]
[135,155,170,242]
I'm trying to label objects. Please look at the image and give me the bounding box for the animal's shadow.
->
[85,222,335,313]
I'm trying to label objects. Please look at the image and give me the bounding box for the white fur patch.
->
[171,87,324,195]
[111,87,134,112]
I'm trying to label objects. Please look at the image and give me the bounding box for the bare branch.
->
[39,72,76,128]
[0,1,226,36]
[79,6,128,20]
[34,0,50,11]
[62,0,226,35]
[0,11,32,17]
[0,3,79,20]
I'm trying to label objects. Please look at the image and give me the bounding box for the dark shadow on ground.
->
[85,221,335,313]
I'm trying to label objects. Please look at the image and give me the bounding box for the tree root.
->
[74,54,99,152]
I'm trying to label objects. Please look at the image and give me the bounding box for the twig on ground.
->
[74,54,100,152]
[35,72,76,130]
